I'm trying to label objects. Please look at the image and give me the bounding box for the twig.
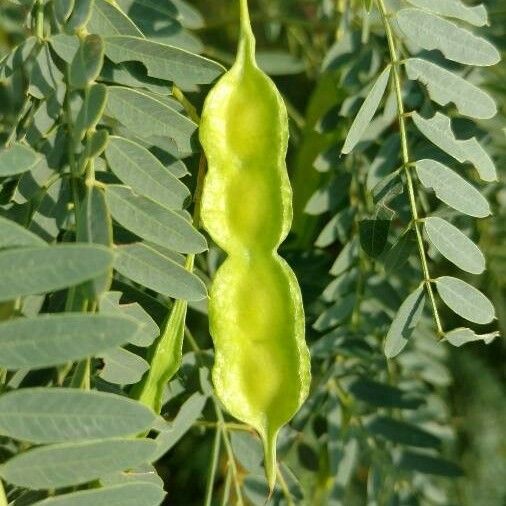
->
[375,0,444,337]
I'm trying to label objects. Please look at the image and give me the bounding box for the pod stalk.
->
[238,0,256,65]
[263,429,278,492]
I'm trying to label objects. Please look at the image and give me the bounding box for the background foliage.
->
[0,0,504,505]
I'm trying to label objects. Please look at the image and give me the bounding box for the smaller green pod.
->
[199,0,311,490]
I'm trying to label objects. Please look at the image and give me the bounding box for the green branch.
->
[204,423,222,506]
[375,0,444,337]
[185,327,245,505]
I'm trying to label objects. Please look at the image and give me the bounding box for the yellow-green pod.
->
[199,0,311,490]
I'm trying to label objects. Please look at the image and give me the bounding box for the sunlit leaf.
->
[0,388,155,443]
[105,87,197,157]
[0,244,113,302]
[88,0,143,37]
[99,462,163,488]
[0,215,46,248]
[444,327,499,347]
[104,36,224,86]
[29,44,64,99]
[100,291,159,347]
[32,483,165,506]
[50,33,79,63]
[152,392,207,460]
[99,347,150,385]
[54,0,75,24]
[397,8,499,66]
[342,65,390,154]
[66,0,94,31]
[425,216,485,274]
[406,0,488,27]
[105,136,189,209]
[113,0,201,52]
[0,143,39,176]
[0,438,156,489]
[114,242,207,300]
[69,34,104,89]
[384,284,425,358]
[77,185,113,296]
[435,276,495,324]
[106,185,206,254]
[74,83,108,142]
[0,313,139,370]
[405,58,496,119]
[412,112,497,181]
[415,159,490,217]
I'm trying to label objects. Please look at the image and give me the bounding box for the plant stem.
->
[35,0,44,40]
[63,83,81,222]
[221,465,232,506]
[204,423,222,506]
[0,478,7,506]
[69,358,90,389]
[215,409,244,506]
[195,420,251,432]
[185,329,244,505]
[172,85,200,124]
[375,0,443,337]
[277,465,295,506]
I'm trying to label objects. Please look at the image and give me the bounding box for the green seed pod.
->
[199,0,311,490]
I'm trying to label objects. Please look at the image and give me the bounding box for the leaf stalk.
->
[375,0,444,337]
